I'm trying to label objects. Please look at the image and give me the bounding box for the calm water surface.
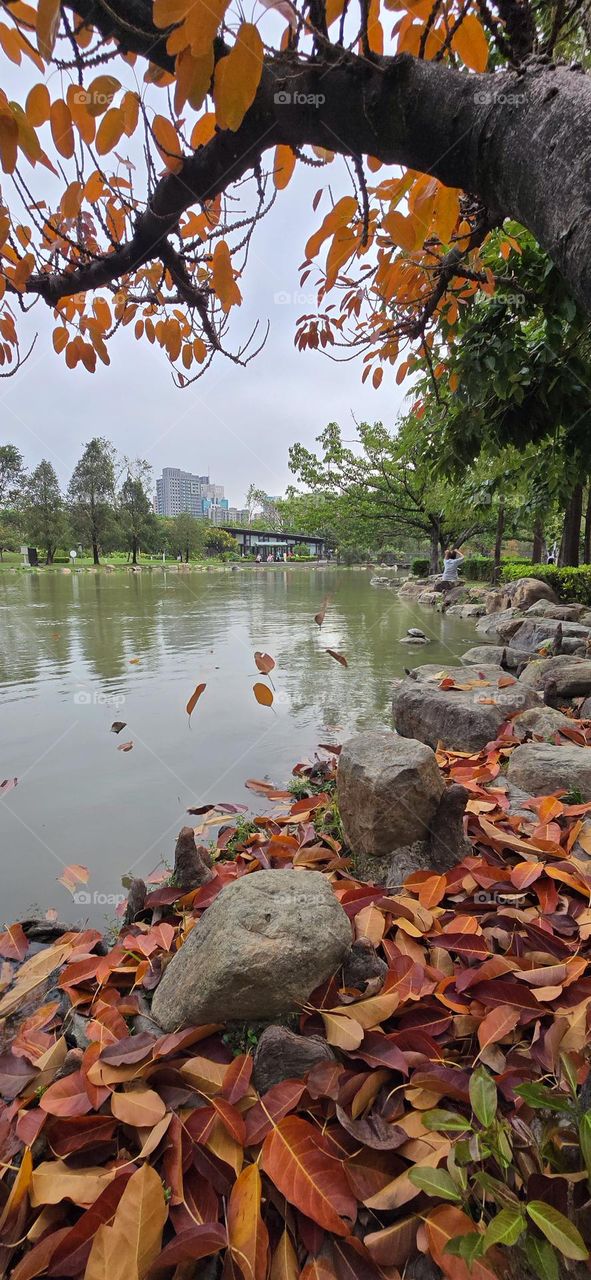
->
[0,566,479,922]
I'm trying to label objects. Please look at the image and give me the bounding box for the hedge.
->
[412,554,495,580]
[411,557,430,576]
[501,561,591,605]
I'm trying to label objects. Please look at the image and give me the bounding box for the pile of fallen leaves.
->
[2,731,591,1280]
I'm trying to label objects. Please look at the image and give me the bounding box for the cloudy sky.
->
[1,144,406,507]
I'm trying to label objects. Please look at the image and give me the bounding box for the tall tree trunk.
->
[532,515,544,564]
[92,540,100,565]
[492,498,505,584]
[185,543,189,563]
[584,489,591,564]
[559,483,583,567]
[132,538,138,566]
[429,522,441,575]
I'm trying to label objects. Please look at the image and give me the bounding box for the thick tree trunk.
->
[584,490,591,564]
[185,544,189,563]
[559,483,583,567]
[92,540,100,565]
[492,498,505,584]
[25,6,591,320]
[132,538,138,566]
[532,515,544,564]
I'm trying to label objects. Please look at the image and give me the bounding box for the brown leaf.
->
[110,721,126,734]
[254,651,275,674]
[253,682,273,707]
[84,1164,167,1279]
[326,649,348,668]
[117,741,134,752]
[186,681,207,722]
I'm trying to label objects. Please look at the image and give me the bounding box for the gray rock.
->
[151,870,352,1031]
[509,619,590,653]
[476,609,524,642]
[445,604,486,617]
[253,1026,335,1093]
[580,697,591,718]
[392,667,539,752]
[526,600,585,621]
[409,663,503,684]
[342,939,387,989]
[337,731,444,856]
[461,645,530,670]
[513,706,572,738]
[519,656,591,696]
[400,635,429,644]
[507,743,591,799]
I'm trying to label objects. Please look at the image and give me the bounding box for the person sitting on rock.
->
[435,547,464,592]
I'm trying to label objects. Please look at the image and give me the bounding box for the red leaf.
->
[261,1116,357,1235]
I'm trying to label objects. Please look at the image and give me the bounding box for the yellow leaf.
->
[60,181,83,219]
[431,184,460,244]
[214,23,264,132]
[382,210,416,250]
[84,1164,167,1280]
[95,106,125,156]
[452,14,489,71]
[26,82,50,125]
[306,195,357,260]
[274,144,296,191]
[36,0,60,61]
[174,46,214,114]
[211,240,242,312]
[152,114,183,171]
[228,1164,269,1280]
[49,99,74,158]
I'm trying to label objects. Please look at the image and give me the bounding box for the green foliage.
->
[0,444,24,509]
[462,555,495,581]
[205,528,239,556]
[67,437,116,563]
[24,460,67,564]
[501,561,591,604]
[411,557,430,576]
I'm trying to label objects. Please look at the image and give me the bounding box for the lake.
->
[0,566,479,923]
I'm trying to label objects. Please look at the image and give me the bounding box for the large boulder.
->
[526,600,586,621]
[512,705,572,738]
[392,667,539,752]
[461,645,531,671]
[505,577,558,611]
[518,655,591,696]
[151,870,352,1031]
[509,619,590,654]
[337,731,444,856]
[445,603,486,617]
[476,609,524,643]
[507,743,591,799]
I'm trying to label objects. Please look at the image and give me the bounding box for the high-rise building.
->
[155,468,225,518]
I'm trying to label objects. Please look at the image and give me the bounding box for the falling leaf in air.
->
[186,682,207,724]
[314,598,328,628]
[110,721,126,734]
[0,778,17,795]
[58,864,90,892]
[118,741,134,752]
[326,649,348,668]
[255,652,275,675]
[253,683,274,707]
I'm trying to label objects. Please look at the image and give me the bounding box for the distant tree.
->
[67,439,115,565]
[174,513,206,562]
[118,461,156,565]
[205,528,239,556]
[245,486,282,530]
[25,461,66,564]
[0,445,24,510]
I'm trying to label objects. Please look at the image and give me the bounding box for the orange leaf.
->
[95,106,125,156]
[36,0,60,60]
[50,99,74,158]
[110,1086,167,1128]
[214,23,264,132]
[253,682,273,707]
[452,14,489,71]
[186,681,207,722]
[152,114,183,172]
[477,1005,520,1053]
[274,144,296,190]
[211,240,242,312]
[326,648,348,668]
[261,1116,356,1235]
[382,210,416,250]
[228,1164,269,1280]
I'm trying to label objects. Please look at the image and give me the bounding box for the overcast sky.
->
[1,54,407,508]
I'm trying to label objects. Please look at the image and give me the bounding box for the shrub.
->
[412,557,430,576]
[501,561,591,605]
[461,555,494,581]
[292,543,310,557]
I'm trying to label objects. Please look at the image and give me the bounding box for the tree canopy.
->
[1,0,590,389]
